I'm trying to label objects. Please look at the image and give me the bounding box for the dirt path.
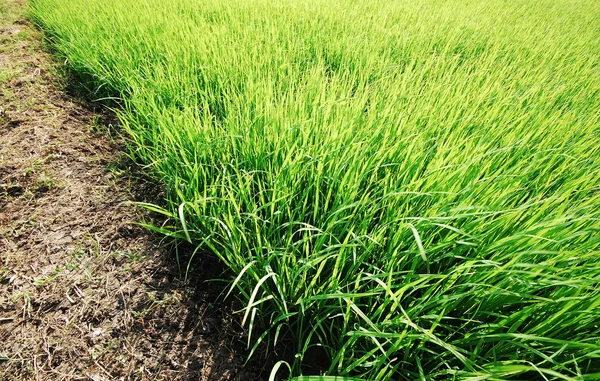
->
[0,1,258,379]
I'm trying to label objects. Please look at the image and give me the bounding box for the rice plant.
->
[30,0,600,379]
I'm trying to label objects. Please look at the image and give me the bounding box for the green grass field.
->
[29,0,600,379]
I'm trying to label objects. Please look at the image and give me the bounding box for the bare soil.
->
[0,1,261,379]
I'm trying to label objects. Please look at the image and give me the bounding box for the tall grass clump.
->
[30,0,600,379]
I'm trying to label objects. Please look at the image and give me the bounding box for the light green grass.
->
[30,0,600,379]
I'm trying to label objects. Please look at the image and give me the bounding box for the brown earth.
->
[0,0,263,379]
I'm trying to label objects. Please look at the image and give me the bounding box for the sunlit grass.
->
[30,0,600,379]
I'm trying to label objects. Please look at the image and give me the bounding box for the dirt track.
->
[0,1,259,379]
